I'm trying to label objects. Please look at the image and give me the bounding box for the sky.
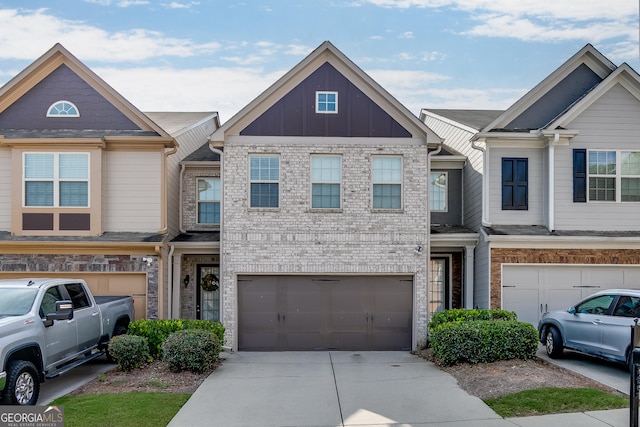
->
[0,1,638,123]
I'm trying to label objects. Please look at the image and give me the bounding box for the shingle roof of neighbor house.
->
[425,109,504,131]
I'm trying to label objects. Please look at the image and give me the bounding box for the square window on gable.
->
[316,91,338,114]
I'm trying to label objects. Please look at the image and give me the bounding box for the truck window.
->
[64,283,91,309]
[40,286,63,318]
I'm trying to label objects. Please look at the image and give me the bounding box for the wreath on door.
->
[200,273,219,292]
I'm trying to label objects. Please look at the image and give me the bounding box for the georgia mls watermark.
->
[0,406,64,427]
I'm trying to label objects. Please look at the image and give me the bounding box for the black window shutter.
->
[573,149,587,202]
[502,158,528,210]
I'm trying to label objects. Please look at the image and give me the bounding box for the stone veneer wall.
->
[221,142,431,350]
[0,253,159,318]
[182,167,221,232]
[490,248,640,308]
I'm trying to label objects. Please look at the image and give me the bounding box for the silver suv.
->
[538,289,640,366]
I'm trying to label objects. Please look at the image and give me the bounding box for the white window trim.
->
[315,91,338,114]
[46,100,80,117]
[588,149,640,203]
[249,154,280,209]
[197,177,221,224]
[310,154,342,210]
[371,155,403,210]
[430,171,448,212]
[23,152,90,208]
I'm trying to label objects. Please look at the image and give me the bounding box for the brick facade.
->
[221,142,431,349]
[490,248,640,308]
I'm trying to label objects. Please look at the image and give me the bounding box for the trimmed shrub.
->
[430,320,538,366]
[127,319,225,359]
[108,334,151,372]
[429,308,517,332]
[162,329,221,373]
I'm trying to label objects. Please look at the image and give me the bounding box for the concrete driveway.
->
[168,351,513,427]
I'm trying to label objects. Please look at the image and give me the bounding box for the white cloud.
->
[399,31,415,39]
[0,8,220,62]
[94,66,286,121]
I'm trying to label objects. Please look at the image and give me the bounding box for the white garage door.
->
[502,264,640,326]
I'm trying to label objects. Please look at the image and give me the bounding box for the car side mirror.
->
[46,300,74,321]
[568,306,577,315]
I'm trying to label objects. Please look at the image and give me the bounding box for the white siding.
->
[488,147,545,225]
[425,116,483,230]
[103,151,162,232]
[554,84,640,231]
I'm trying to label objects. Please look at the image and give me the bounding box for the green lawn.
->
[485,387,629,418]
[51,392,190,427]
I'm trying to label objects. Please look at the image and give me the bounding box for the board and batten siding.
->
[0,149,11,229]
[424,115,483,230]
[104,150,162,232]
[488,147,545,225]
[553,83,640,231]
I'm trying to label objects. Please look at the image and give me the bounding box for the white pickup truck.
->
[0,278,135,405]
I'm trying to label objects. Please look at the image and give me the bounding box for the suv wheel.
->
[545,327,564,359]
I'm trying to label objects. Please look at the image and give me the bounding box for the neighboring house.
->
[429,145,480,312]
[209,41,442,351]
[0,44,218,319]
[422,44,640,326]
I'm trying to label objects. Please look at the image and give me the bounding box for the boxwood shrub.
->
[162,329,221,373]
[107,334,151,372]
[127,319,225,359]
[430,320,538,366]
[429,308,517,331]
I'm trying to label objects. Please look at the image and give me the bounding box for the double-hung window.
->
[250,155,279,208]
[311,155,341,209]
[581,150,640,202]
[198,178,221,224]
[501,158,528,210]
[430,172,447,211]
[372,156,402,209]
[24,153,89,207]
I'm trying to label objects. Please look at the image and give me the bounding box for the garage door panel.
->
[503,288,539,326]
[238,275,413,351]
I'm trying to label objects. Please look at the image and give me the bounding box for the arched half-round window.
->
[46,100,79,117]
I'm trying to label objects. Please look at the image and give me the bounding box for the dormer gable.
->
[211,41,441,145]
[482,44,617,133]
[0,43,172,142]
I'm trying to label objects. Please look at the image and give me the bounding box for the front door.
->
[196,264,220,321]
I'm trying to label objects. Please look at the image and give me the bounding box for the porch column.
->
[464,245,475,308]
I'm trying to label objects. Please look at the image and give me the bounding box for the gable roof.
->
[421,109,504,132]
[547,63,640,130]
[210,41,441,144]
[481,44,617,133]
[0,43,171,139]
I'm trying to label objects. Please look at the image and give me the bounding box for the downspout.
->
[471,138,490,227]
[547,133,560,232]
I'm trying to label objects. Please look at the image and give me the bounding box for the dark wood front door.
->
[238,275,412,351]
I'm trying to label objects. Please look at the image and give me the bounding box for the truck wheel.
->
[3,361,40,405]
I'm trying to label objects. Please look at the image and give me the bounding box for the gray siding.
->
[488,147,545,225]
[431,168,462,226]
[424,116,483,230]
[554,83,640,230]
[474,233,490,309]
